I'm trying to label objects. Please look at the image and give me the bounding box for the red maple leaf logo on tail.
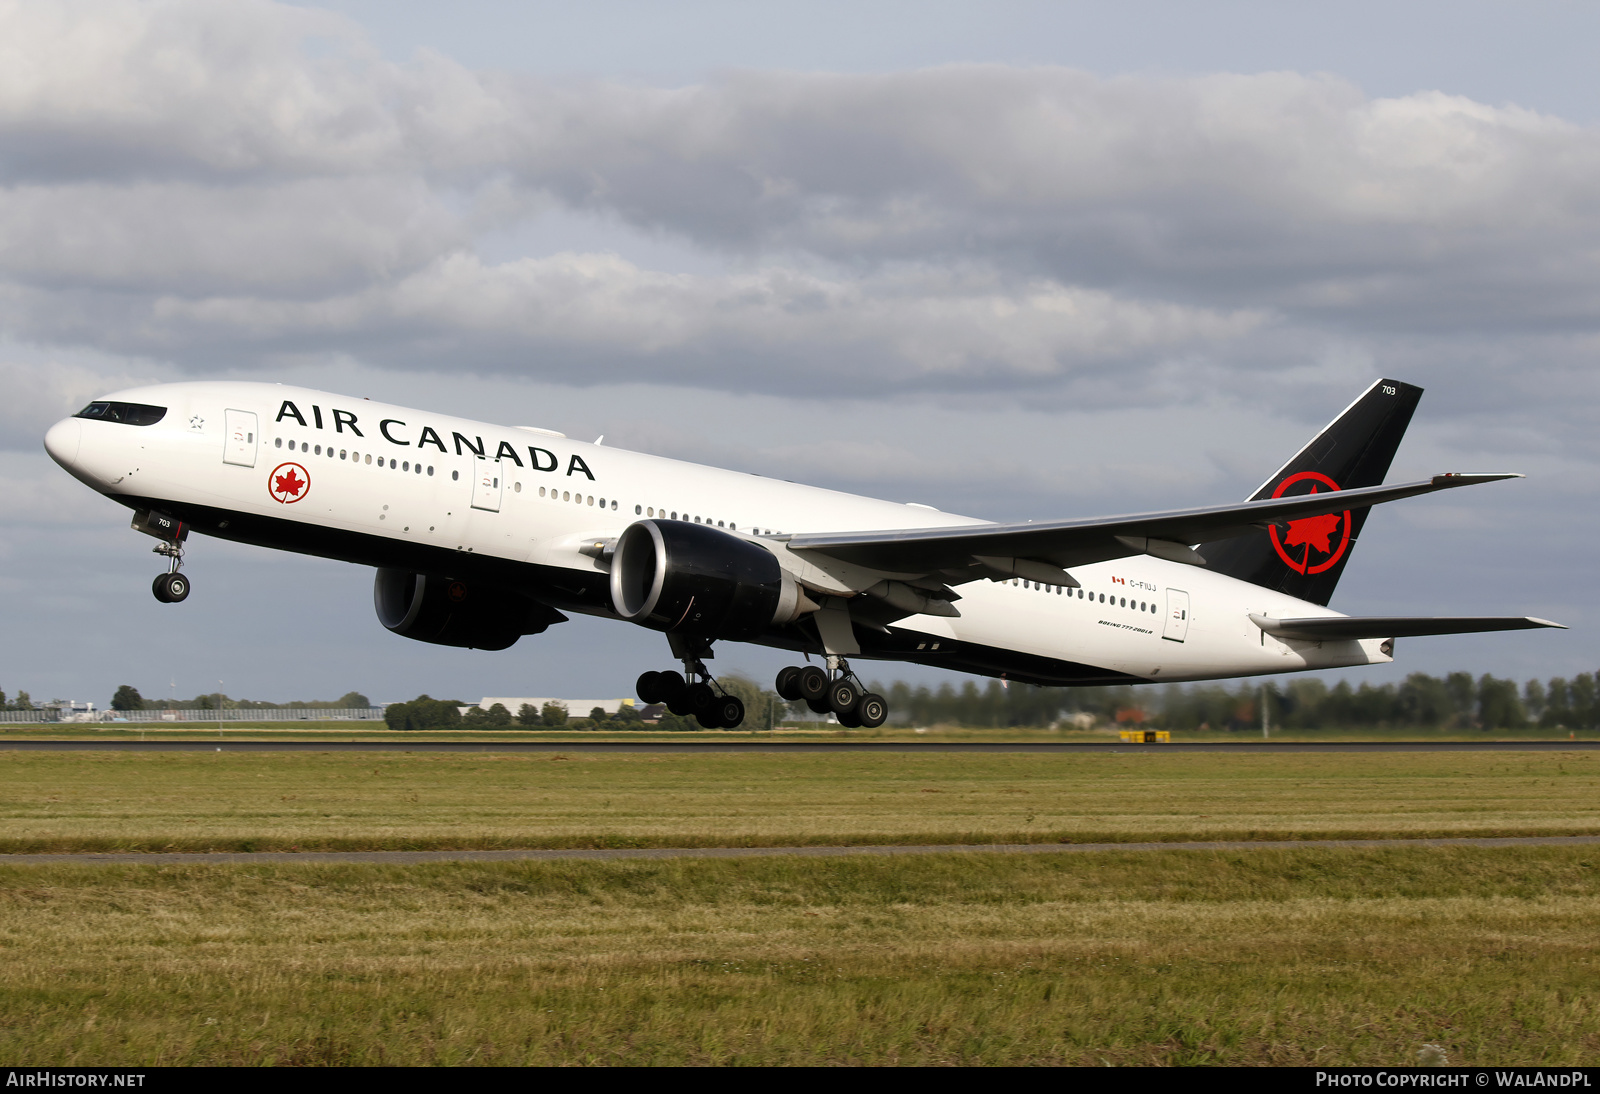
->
[274,468,304,497]
[1282,485,1341,555]
[1268,474,1352,575]
[1284,512,1342,555]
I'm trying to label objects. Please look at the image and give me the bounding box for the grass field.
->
[0,749,1595,853]
[2,748,1596,1065]
[5,722,1598,743]
[2,847,1596,1065]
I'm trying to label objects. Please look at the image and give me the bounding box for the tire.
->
[657,670,686,697]
[152,574,172,603]
[685,682,716,718]
[827,679,861,716]
[775,666,803,701]
[714,696,744,729]
[837,709,862,728]
[857,693,888,728]
[636,671,662,704]
[694,709,722,729]
[797,666,829,703]
[805,696,831,715]
[658,671,690,714]
[159,572,192,607]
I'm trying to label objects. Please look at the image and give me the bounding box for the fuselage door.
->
[1162,589,1190,643]
[223,409,257,467]
[470,457,503,512]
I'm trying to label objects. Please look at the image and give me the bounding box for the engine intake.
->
[374,569,565,650]
[609,520,805,639]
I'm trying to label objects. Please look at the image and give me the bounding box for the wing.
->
[1251,615,1565,640]
[785,473,1519,593]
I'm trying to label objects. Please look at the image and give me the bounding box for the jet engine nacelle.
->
[374,569,565,650]
[609,520,808,639]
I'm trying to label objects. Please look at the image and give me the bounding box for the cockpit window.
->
[74,402,167,426]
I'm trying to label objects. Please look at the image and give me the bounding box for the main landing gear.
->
[637,658,747,729]
[775,659,888,728]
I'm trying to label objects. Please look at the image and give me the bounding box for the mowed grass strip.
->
[0,750,1596,853]
[0,847,1595,1066]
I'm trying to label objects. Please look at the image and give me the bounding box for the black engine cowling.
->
[609,520,805,639]
[374,569,566,650]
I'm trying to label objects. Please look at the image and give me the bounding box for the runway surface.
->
[3,834,1597,866]
[1,739,1597,753]
[0,735,1593,751]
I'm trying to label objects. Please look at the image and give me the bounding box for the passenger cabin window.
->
[74,401,167,426]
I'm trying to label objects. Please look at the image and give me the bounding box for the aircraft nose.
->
[44,417,81,467]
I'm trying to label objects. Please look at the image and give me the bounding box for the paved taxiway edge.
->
[2,740,1598,753]
[4,834,1598,866]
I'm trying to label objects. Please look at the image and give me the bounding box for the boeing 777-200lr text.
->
[44,378,1561,728]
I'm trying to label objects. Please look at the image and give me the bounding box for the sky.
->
[2,0,1596,708]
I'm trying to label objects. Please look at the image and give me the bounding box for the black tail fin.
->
[1199,378,1423,605]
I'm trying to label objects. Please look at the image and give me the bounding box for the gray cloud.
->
[9,254,1255,394]
[0,178,461,295]
[2,3,1597,407]
[0,1,399,182]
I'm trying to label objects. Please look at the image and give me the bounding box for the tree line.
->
[103,686,373,711]
[0,686,376,712]
[11,668,1588,730]
[382,670,1600,732]
[382,676,790,731]
[867,670,1600,730]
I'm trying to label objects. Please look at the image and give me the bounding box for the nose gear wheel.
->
[152,572,190,603]
[145,524,192,604]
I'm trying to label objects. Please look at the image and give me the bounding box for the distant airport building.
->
[465,698,637,717]
[45,701,98,723]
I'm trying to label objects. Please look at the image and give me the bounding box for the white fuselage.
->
[44,381,1388,685]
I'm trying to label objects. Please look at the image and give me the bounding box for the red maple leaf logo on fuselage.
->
[268,463,309,503]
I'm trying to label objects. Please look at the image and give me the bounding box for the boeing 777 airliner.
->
[43,379,1560,728]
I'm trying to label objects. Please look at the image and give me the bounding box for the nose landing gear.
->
[133,509,191,604]
[775,659,888,728]
[150,542,190,603]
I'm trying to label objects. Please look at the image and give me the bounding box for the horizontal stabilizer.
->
[1249,614,1566,641]
[788,472,1521,581]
